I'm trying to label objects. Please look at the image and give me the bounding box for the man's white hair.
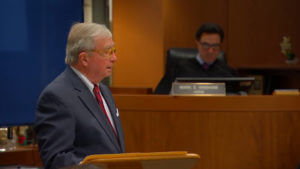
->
[65,22,112,65]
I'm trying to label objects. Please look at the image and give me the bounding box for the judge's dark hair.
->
[195,22,224,42]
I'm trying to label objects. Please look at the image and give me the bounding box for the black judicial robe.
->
[154,58,237,94]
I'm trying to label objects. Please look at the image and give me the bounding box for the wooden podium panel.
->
[81,151,200,169]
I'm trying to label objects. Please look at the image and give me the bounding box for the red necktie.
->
[93,84,118,139]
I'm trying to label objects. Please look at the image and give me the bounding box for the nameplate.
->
[170,82,226,96]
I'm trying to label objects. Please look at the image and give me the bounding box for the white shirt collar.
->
[70,66,95,96]
[196,53,213,66]
[196,53,205,65]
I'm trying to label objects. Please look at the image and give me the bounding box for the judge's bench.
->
[1,94,300,169]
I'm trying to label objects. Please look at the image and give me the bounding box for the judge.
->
[154,22,237,94]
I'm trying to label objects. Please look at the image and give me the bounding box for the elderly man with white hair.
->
[35,22,124,169]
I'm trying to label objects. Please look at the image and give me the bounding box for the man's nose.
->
[110,53,117,62]
[207,47,215,53]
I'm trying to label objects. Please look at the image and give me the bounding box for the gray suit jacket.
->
[34,66,124,169]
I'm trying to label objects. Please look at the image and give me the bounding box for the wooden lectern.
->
[80,151,200,169]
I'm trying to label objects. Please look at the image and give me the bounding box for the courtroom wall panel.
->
[112,0,164,88]
[228,0,298,67]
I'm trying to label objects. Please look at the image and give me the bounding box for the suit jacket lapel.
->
[65,67,121,152]
[99,84,124,152]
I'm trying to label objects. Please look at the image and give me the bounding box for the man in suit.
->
[154,22,237,94]
[34,22,124,169]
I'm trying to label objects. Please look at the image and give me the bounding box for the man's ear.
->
[78,51,89,66]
